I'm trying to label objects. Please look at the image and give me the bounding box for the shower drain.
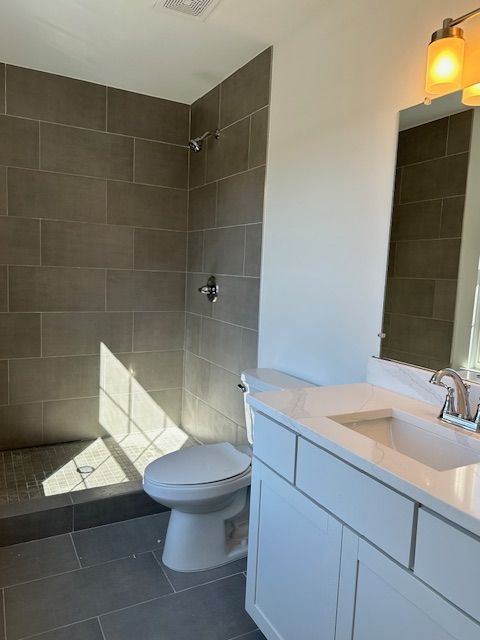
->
[76,465,95,475]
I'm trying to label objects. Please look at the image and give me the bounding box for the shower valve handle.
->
[198,276,219,302]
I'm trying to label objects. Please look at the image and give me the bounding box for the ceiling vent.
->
[162,0,222,20]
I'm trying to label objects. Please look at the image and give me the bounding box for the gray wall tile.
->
[107,181,187,230]
[19,619,104,640]
[203,226,245,275]
[189,148,206,189]
[0,115,39,168]
[187,231,203,272]
[8,169,106,223]
[244,223,262,277]
[0,166,6,215]
[149,388,182,426]
[0,360,7,405]
[188,183,216,230]
[394,239,461,279]
[200,317,243,374]
[206,117,249,182]
[220,48,271,128]
[194,400,239,444]
[0,217,40,265]
[0,403,43,449]
[181,389,197,435]
[134,140,188,188]
[40,123,133,180]
[42,312,133,357]
[400,152,469,202]
[249,106,269,168]
[212,276,260,329]
[185,273,213,317]
[397,117,448,166]
[240,328,258,371]
[117,351,183,391]
[447,110,473,155]
[440,196,464,238]
[0,267,6,311]
[43,397,105,443]
[217,167,265,226]
[42,220,133,269]
[433,280,458,321]
[191,86,219,138]
[0,64,4,114]
[134,229,186,271]
[133,312,185,351]
[384,278,435,317]
[185,313,201,355]
[0,313,41,358]
[107,88,189,145]
[9,354,100,403]
[7,66,106,130]
[9,266,105,312]
[386,315,453,362]
[391,200,442,241]
[106,271,185,311]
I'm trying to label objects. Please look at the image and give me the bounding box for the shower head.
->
[187,129,220,152]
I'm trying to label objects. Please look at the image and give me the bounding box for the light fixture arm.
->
[446,8,480,29]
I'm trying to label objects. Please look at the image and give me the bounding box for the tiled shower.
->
[0,49,271,504]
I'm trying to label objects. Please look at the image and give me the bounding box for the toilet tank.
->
[240,368,315,444]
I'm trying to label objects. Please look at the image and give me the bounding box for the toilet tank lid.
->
[241,368,315,393]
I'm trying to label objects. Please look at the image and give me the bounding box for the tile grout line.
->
[151,550,177,593]
[68,531,82,569]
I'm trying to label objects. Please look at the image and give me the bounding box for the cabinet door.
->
[336,535,480,640]
[246,459,342,640]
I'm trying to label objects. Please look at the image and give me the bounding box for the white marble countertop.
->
[248,382,480,537]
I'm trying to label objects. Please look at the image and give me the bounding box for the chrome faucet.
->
[429,367,480,432]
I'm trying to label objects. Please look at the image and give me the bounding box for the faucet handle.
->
[440,386,457,419]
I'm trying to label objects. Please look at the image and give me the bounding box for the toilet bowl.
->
[143,368,314,572]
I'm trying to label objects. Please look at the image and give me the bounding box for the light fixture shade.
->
[462,39,480,105]
[425,35,465,94]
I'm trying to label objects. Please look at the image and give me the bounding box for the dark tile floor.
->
[0,512,264,640]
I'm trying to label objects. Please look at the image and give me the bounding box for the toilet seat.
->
[144,442,251,487]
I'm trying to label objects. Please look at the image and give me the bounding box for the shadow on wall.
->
[42,343,193,496]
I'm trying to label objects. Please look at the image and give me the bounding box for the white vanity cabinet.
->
[246,459,343,640]
[246,410,480,640]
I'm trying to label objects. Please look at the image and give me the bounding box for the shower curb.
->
[0,480,168,547]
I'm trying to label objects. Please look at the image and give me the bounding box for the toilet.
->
[143,368,314,572]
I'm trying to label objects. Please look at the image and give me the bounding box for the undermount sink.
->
[329,409,480,471]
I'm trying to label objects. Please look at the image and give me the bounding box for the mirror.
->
[381,92,480,376]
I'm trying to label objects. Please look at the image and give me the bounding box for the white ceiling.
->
[0,0,320,104]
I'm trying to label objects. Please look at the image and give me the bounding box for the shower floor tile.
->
[0,429,195,505]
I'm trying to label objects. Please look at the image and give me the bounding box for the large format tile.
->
[189,144,206,189]
[9,266,105,312]
[193,400,239,444]
[212,276,260,329]
[447,109,473,155]
[0,589,4,640]
[133,311,185,351]
[191,86,220,139]
[0,313,40,359]
[185,313,201,354]
[107,88,189,145]
[244,224,262,277]
[249,106,269,169]
[107,180,187,230]
[5,553,172,640]
[0,267,6,311]
[386,315,453,362]
[40,123,133,180]
[391,200,442,241]
[107,270,185,311]
[9,355,100,403]
[100,574,255,640]
[0,166,6,215]
[187,231,204,272]
[134,140,188,188]
[433,280,458,321]
[397,117,448,166]
[200,317,243,374]
[234,631,266,640]
[220,48,271,128]
[8,168,106,223]
[0,534,79,588]
[188,182,217,230]
[394,239,461,279]
[400,153,469,203]
[384,278,435,318]
[116,350,183,391]
[134,228,187,271]
[0,360,7,405]
[0,115,39,168]
[206,118,249,182]
[72,512,169,567]
[0,403,43,449]
[203,226,245,276]
[7,66,106,130]
[43,397,104,443]
[42,312,132,357]
[26,619,105,640]
[42,220,133,269]
[158,555,246,591]
[440,196,465,238]
[0,217,40,265]
[217,167,265,227]
[185,273,214,317]
[0,63,4,114]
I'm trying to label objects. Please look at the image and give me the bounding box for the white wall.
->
[259,0,479,385]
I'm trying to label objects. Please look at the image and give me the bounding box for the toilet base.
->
[162,487,249,572]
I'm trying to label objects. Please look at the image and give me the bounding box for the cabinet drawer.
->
[253,412,296,482]
[296,438,415,566]
[415,508,480,622]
